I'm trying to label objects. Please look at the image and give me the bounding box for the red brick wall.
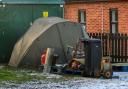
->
[64,1,128,33]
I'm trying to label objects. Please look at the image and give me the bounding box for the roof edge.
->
[64,0,121,3]
[3,2,64,5]
[2,0,64,5]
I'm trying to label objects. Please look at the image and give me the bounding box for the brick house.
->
[64,0,128,33]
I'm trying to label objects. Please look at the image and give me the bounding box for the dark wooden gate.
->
[88,33,128,63]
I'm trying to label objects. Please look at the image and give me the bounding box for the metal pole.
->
[60,4,64,18]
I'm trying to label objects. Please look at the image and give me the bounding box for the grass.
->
[0,69,17,80]
[0,66,82,85]
[0,66,44,82]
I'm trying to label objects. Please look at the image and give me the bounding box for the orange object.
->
[71,60,80,70]
[41,52,46,65]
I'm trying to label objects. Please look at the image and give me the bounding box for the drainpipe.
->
[101,3,111,59]
[101,5,104,34]
[101,3,104,58]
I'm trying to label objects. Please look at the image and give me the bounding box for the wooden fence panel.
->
[88,33,128,63]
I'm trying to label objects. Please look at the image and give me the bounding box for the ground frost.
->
[0,72,128,89]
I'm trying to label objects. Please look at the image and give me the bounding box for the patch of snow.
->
[29,73,62,78]
[0,72,128,89]
[113,72,128,81]
[36,73,62,79]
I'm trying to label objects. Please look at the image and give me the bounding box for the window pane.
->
[110,9,118,33]
[80,11,85,23]
[112,24,116,33]
[112,10,117,22]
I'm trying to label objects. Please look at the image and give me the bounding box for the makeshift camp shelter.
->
[9,17,89,67]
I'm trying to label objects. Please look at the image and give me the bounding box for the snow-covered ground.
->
[0,72,128,89]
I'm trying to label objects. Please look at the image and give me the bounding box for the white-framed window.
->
[110,9,118,33]
[78,10,86,23]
